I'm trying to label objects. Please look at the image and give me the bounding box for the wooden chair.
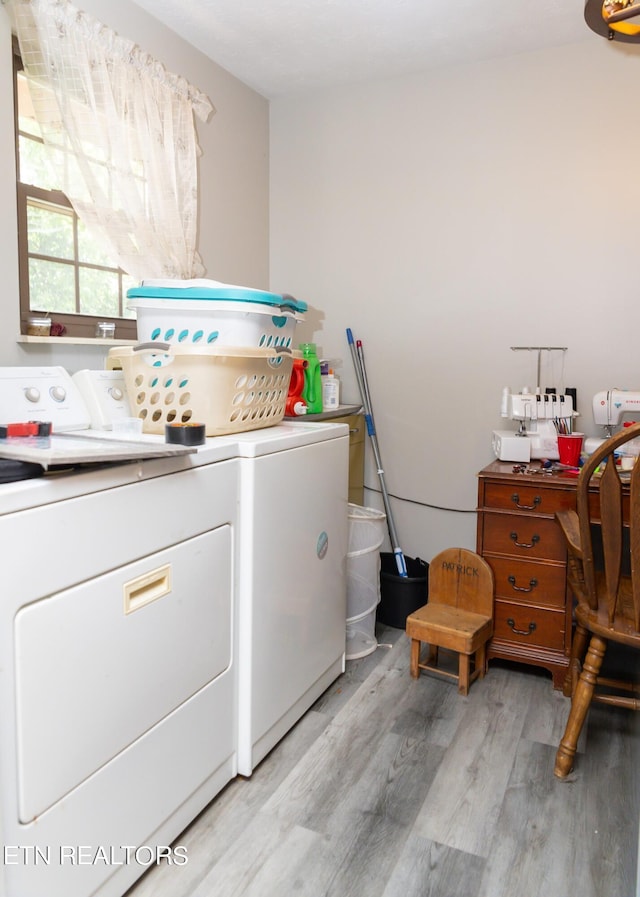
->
[554,422,640,779]
[405,547,494,696]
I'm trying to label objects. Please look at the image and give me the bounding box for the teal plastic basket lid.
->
[127,278,307,314]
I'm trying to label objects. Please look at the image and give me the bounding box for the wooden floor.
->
[125,625,640,897]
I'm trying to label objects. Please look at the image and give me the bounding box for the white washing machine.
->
[0,367,242,897]
[233,422,349,776]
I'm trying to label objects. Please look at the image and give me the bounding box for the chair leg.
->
[563,623,589,698]
[554,634,607,778]
[427,644,438,666]
[476,643,487,679]
[410,638,420,678]
[458,653,471,696]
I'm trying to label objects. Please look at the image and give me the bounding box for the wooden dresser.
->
[476,461,578,689]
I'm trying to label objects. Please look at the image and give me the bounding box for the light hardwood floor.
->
[125,625,640,897]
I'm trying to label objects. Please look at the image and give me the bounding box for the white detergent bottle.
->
[322,369,340,411]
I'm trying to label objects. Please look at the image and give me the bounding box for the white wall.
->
[270,39,640,562]
[0,0,269,371]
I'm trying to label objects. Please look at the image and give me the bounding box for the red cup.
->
[557,432,583,467]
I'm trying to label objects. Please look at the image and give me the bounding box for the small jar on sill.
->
[26,315,51,337]
[95,321,116,339]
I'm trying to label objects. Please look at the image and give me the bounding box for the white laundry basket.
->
[127,279,306,350]
[346,504,386,660]
[107,343,293,436]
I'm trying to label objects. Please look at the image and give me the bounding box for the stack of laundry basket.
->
[107,279,307,436]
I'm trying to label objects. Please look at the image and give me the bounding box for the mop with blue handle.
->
[346,328,407,577]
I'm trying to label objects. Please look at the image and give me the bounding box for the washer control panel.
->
[0,366,91,431]
[72,370,132,430]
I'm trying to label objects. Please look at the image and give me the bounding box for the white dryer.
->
[233,422,349,776]
[0,441,240,897]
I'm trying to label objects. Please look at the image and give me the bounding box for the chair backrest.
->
[575,421,640,630]
[428,548,494,617]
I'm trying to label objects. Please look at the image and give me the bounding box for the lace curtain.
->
[8,0,214,280]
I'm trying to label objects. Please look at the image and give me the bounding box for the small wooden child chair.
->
[406,547,494,695]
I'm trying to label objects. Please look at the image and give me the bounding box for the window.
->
[10,0,212,335]
[13,41,137,340]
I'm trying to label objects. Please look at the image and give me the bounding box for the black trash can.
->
[377,553,429,629]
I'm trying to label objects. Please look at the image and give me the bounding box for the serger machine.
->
[492,389,576,462]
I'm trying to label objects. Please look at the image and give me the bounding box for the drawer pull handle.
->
[510,532,540,549]
[507,618,537,636]
[511,493,541,511]
[507,575,538,593]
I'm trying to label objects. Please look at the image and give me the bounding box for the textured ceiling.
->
[130,0,595,99]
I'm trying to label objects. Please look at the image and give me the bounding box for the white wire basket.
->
[107,343,293,436]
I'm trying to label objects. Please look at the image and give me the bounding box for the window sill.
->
[17,335,138,347]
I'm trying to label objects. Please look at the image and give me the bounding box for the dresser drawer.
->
[488,556,566,608]
[494,600,566,651]
[482,514,566,562]
[483,482,576,517]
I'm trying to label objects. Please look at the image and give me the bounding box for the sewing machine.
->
[492,390,576,462]
[592,389,640,434]
[583,388,640,455]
